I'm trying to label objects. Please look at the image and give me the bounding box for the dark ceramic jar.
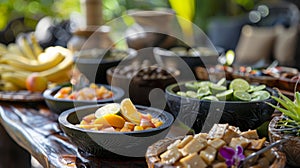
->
[125,9,177,50]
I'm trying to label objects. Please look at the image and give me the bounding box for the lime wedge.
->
[233,91,251,101]
[195,81,213,88]
[251,90,270,101]
[201,95,219,101]
[229,78,250,91]
[185,91,198,99]
[120,98,141,125]
[248,85,266,93]
[210,84,227,95]
[185,82,199,90]
[216,77,226,86]
[95,103,121,118]
[216,89,233,101]
[177,91,187,97]
[197,86,211,98]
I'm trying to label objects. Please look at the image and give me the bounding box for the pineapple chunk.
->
[223,128,240,144]
[247,137,266,150]
[167,139,181,150]
[212,162,227,168]
[160,147,182,165]
[229,137,250,149]
[179,153,207,168]
[208,138,226,150]
[180,138,207,156]
[208,124,228,139]
[177,135,193,148]
[199,146,217,165]
[241,130,259,139]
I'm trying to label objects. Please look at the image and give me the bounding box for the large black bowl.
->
[74,48,137,84]
[58,104,174,158]
[165,81,279,132]
[43,84,124,114]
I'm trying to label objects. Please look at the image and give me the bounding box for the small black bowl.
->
[74,48,137,84]
[43,84,124,114]
[165,82,279,132]
[58,104,174,158]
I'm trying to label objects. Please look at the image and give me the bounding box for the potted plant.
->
[267,91,300,167]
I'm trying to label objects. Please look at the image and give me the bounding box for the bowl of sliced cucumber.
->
[165,78,279,132]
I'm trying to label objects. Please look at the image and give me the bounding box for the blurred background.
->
[1,0,300,68]
[1,0,300,167]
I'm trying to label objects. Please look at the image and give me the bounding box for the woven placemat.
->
[0,90,44,102]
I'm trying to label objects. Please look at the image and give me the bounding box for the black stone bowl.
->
[74,48,137,84]
[165,82,279,132]
[43,84,124,114]
[58,104,174,158]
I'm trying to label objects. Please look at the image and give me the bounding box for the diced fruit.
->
[82,113,96,123]
[78,124,104,130]
[95,103,121,118]
[229,78,250,91]
[123,122,135,130]
[134,126,144,131]
[120,98,141,125]
[102,114,125,128]
[93,117,110,126]
[140,118,155,128]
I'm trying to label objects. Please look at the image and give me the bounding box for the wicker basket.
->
[269,115,300,167]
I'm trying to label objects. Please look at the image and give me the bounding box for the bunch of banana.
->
[0,33,74,91]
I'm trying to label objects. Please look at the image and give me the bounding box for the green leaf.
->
[267,102,300,122]
[279,92,295,108]
[295,92,300,107]
[271,96,297,116]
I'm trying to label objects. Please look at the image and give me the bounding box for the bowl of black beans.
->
[107,60,180,106]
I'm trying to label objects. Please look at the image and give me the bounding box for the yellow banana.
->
[0,43,7,55]
[7,43,24,56]
[3,51,65,72]
[30,33,43,57]
[0,64,31,76]
[0,53,38,64]
[17,34,36,60]
[39,46,74,82]
[0,81,20,91]
[1,72,28,89]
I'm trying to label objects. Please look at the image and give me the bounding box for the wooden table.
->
[0,101,151,168]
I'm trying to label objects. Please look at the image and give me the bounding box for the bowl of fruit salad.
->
[58,98,174,158]
[165,78,279,132]
[43,83,124,114]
